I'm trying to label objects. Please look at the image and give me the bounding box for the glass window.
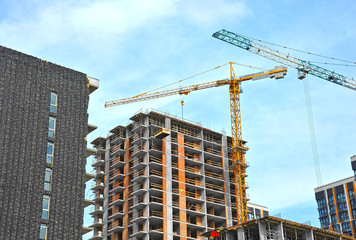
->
[352,209,356,218]
[342,222,351,233]
[338,202,347,211]
[39,224,47,240]
[50,92,57,114]
[340,211,349,222]
[48,117,56,138]
[317,198,326,208]
[46,142,54,165]
[44,168,52,191]
[320,217,329,227]
[330,205,336,214]
[349,189,355,199]
[248,212,254,220]
[41,195,50,220]
[331,214,337,224]
[333,224,341,233]
[328,195,334,204]
[337,192,346,202]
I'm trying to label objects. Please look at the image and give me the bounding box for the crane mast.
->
[105,64,287,224]
[213,29,356,91]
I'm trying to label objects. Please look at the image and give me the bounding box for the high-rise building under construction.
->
[89,109,268,240]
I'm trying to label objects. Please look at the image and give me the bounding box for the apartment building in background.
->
[314,155,356,237]
[89,109,268,240]
[0,45,98,239]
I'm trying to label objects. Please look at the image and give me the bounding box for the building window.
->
[349,189,355,199]
[46,142,54,165]
[41,195,50,220]
[248,212,254,220]
[337,192,346,202]
[320,217,329,227]
[318,207,327,217]
[48,117,56,138]
[333,224,341,233]
[342,222,351,234]
[50,92,57,114]
[338,202,347,211]
[317,198,326,208]
[331,214,337,224]
[329,205,336,214]
[328,195,334,204]
[352,209,356,218]
[340,212,349,222]
[39,223,47,240]
[44,168,52,191]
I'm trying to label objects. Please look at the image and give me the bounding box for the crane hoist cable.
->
[236,33,356,65]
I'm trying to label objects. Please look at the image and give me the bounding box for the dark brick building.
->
[0,46,98,239]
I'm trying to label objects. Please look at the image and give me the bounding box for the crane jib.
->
[213,29,356,91]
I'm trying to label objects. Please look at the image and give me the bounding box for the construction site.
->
[85,30,356,240]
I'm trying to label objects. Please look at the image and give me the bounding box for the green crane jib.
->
[213,29,356,91]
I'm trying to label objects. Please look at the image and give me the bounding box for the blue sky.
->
[1,0,355,238]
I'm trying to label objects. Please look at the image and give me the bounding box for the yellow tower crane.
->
[105,63,287,224]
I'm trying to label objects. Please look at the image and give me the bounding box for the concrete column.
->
[222,134,233,227]
[304,229,314,240]
[258,220,267,240]
[103,138,111,240]
[276,222,284,240]
[237,228,245,240]
[165,117,173,240]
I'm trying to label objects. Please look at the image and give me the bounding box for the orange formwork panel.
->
[177,133,187,240]
[122,139,130,240]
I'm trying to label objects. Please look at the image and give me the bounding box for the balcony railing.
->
[150,210,163,218]
[150,155,163,165]
[205,182,224,192]
[205,171,223,180]
[207,195,225,205]
[205,159,222,168]
[205,147,222,156]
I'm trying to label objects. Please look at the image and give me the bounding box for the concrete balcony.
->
[89,220,103,228]
[82,226,92,235]
[87,124,98,135]
[85,172,95,182]
[84,199,94,208]
[88,76,99,94]
[95,171,105,179]
[86,148,97,158]
[91,182,104,191]
[89,206,104,216]
[92,158,105,168]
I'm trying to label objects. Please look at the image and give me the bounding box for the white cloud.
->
[177,0,249,25]
[0,0,177,51]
